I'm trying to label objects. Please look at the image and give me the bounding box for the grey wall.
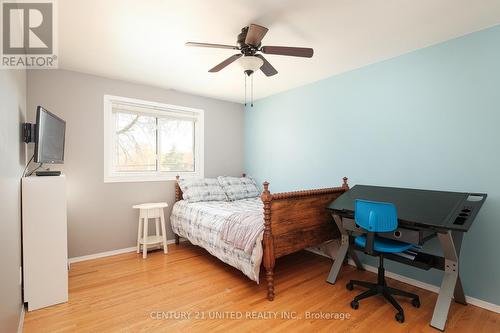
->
[27,69,244,258]
[0,70,27,332]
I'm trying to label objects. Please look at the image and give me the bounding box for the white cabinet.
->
[22,175,68,311]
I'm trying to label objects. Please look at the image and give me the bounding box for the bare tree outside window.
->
[113,112,195,173]
[115,113,157,172]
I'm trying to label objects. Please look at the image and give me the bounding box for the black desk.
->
[326,185,487,331]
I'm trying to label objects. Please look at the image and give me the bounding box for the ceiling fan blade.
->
[208,54,242,72]
[261,46,313,58]
[185,42,239,50]
[255,55,277,76]
[244,24,268,46]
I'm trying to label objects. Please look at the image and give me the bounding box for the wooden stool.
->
[133,202,168,258]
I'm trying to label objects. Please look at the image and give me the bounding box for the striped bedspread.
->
[170,197,264,282]
[220,211,264,255]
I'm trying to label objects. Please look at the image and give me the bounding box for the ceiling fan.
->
[186,23,314,77]
[186,23,313,106]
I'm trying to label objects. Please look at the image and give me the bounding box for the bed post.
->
[261,181,275,301]
[174,175,181,245]
[342,177,349,189]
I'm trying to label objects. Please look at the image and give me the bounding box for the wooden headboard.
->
[175,175,183,202]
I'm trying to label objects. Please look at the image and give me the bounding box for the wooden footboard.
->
[173,175,349,301]
[261,178,349,300]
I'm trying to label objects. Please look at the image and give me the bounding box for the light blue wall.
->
[245,25,500,305]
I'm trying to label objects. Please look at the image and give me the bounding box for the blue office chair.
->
[346,199,420,323]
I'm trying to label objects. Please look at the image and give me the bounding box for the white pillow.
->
[217,176,260,201]
[178,178,228,203]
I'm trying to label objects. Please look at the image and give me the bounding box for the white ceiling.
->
[58,0,500,103]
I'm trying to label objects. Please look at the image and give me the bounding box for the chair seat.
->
[355,235,414,253]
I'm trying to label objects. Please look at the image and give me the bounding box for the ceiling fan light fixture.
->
[238,56,264,75]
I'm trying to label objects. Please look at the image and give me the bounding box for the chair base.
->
[346,255,420,323]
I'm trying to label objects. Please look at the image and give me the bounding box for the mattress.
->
[170,197,264,282]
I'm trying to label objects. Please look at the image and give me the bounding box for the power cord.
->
[22,154,34,177]
[26,162,43,177]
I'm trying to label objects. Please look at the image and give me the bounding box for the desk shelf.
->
[385,252,444,271]
[352,244,445,271]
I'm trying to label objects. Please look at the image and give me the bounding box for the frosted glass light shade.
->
[238,56,264,72]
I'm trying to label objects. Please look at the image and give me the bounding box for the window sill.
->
[104,172,203,183]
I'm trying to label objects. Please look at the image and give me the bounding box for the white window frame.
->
[103,95,204,183]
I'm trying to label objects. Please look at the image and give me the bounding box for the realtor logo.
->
[1,0,57,68]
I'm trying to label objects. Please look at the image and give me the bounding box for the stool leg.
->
[143,213,149,259]
[155,217,161,251]
[160,209,168,254]
[155,217,160,238]
[136,217,142,253]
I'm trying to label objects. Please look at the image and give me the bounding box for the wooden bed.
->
[174,175,349,301]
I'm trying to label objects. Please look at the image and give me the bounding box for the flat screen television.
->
[34,106,66,164]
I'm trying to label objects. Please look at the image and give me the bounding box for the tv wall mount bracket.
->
[23,123,36,143]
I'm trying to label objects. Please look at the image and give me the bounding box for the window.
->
[104,95,204,182]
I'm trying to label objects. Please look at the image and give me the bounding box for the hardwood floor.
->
[23,243,499,332]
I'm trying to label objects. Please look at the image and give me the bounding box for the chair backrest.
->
[354,199,398,232]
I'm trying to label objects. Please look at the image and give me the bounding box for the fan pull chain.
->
[244,74,247,106]
[251,74,254,107]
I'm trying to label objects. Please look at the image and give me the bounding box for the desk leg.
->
[431,231,464,331]
[454,276,466,305]
[326,215,349,284]
[452,231,466,305]
[348,247,364,271]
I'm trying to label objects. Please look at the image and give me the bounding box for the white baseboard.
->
[346,259,500,314]
[305,249,499,314]
[17,304,25,333]
[68,238,182,264]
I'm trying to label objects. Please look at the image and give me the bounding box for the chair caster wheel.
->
[395,312,405,323]
[346,282,354,291]
[350,300,359,310]
[412,298,421,308]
